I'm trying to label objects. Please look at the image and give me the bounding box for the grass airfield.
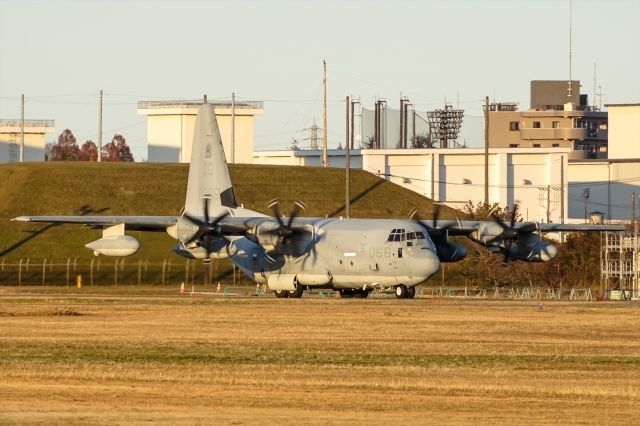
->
[1,287,639,425]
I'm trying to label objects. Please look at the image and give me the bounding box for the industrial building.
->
[568,104,640,222]
[137,99,263,164]
[487,81,608,158]
[254,147,570,225]
[0,119,55,163]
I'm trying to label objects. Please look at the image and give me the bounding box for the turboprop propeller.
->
[410,205,454,245]
[487,203,538,265]
[264,199,308,260]
[182,197,230,259]
[410,205,467,262]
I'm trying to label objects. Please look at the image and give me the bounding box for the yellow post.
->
[76,275,82,289]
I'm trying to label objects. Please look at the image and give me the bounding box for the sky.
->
[1,0,639,161]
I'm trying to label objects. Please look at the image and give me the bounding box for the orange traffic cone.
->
[217,282,221,293]
[180,282,185,294]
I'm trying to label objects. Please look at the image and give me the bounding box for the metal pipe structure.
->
[484,96,489,205]
[323,60,327,167]
[98,90,103,162]
[20,94,24,162]
[345,96,350,219]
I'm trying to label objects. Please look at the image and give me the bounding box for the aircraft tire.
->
[339,289,354,298]
[274,290,289,299]
[395,285,408,299]
[406,286,416,299]
[353,290,369,298]
[288,285,304,298]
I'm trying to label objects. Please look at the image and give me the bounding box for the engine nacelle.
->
[171,240,238,259]
[435,242,467,262]
[509,242,558,262]
[86,235,140,257]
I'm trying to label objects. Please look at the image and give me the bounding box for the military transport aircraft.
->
[13,104,625,299]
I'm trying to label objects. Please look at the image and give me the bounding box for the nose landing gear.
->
[395,284,415,299]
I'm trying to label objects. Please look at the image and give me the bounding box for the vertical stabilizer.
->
[184,104,238,216]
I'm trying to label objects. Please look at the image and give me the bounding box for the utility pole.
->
[404,101,410,149]
[345,96,350,219]
[560,156,565,243]
[231,92,235,164]
[546,184,551,224]
[323,60,328,167]
[632,192,635,228]
[20,94,24,162]
[374,99,379,149]
[568,0,573,98]
[593,63,597,109]
[484,96,489,205]
[412,109,416,148]
[98,89,103,162]
[399,95,404,149]
[350,98,359,150]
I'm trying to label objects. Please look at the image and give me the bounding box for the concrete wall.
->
[139,106,262,164]
[0,125,55,163]
[568,160,640,222]
[254,148,570,224]
[607,105,640,160]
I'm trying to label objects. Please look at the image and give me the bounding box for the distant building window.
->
[533,144,541,147]
[509,144,520,148]
[552,144,560,147]
[533,122,541,128]
[600,146,607,152]
[509,122,520,131]
[552,121,560,128]
[599,123,608,130]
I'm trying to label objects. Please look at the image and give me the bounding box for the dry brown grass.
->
[1,296,639,425]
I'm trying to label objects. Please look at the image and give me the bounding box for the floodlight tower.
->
[427,104,464,148]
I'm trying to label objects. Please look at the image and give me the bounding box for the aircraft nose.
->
[410,248,441,279]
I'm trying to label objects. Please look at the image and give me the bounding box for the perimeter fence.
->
[0,258,240,287]
[414,286,593,301]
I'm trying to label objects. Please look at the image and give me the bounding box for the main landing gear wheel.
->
[339,289,354,298]
[274,290,289,299]
[406,286,416,299]
[288,285,304,298]
[354,290,370,298]
[395,284,408,299]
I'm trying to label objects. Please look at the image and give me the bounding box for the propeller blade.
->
[491,213,509,230]
[210,211,230,227]
[510,204,518,228]
[268,199,285,227]
[433,205,440,229]
[203,198,210,223]
[203,233,211,258]
[183,213,204,227]
[502,240,512,265]
[518,223,539,234]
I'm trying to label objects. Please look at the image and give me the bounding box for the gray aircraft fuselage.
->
[223,216,441,289]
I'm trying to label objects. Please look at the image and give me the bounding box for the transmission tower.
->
[303,118,322,150]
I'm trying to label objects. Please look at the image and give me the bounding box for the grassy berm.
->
[0,162,456,285]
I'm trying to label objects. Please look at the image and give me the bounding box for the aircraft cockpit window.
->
[407,232,416,240]
[415,231,426,239]
[401,233,406,241]
[391,229,397,233]
[393,234,401,242]
[387,234,394,242]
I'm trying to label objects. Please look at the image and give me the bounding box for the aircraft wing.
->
[11,215,273,234]
[12,216,179,232]
[429,220,627,235]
